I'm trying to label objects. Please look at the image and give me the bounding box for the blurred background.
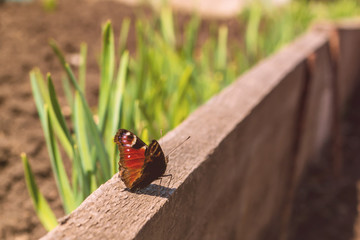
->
[0,0,360,239]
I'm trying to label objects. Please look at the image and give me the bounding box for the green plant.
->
[42,0,57,12]
[240,0,360,61]
[22,21,130,229]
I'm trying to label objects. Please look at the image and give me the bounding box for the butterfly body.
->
[114,129,167,191]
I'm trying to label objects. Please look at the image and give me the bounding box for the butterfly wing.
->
[131,140,167,190]
[114,129,148,190]
[114,129,168,191]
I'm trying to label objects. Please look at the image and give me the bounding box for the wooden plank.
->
[337,21,360,109]
[42,30,331,240]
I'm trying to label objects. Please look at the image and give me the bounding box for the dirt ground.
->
[1,0,360,239]
[0,1,241,239]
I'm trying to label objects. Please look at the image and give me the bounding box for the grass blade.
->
[63,64,110,179]
[104,51,129,174]
[111,51,129,133]
[61,75,74,115]
[170,65,193,127]
[47,74,74,159]
[73,92,98,192]
[98,21,115,133]
[30,70,45,121]
[183,15,200,60]
[43,105,76,213]
[135,20,147,100]
[160,6,176,48]
[118,18,131,56]
[216,26,228,70]
[79,42,87,94]
[245,3,262,59]
[49,39,66,67]
[31,70,73,160]
[21,153,58,231]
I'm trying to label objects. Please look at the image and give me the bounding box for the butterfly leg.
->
[161,174,173,189]
[156,174,172,197]
[156,178,163,197]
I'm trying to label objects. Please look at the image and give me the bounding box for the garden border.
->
[42,21,360,240]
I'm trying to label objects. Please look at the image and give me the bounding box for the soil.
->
[0,1,242,239]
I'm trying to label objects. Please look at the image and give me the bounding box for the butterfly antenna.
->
[166,136,191,158]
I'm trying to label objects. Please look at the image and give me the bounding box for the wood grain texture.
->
[42,29,345,240]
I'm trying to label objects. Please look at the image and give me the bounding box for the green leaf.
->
[63,63,110,180]
[73,92,97,193]
[104,51,129,174]
[71,147,86,204]
[98,21,115,133]
[21,153,58,231]
[42,0,57,12]
[30,70,46,122]
[245,3,262,59]
[30,70,74,161]
[183,15,200,60]
[29,74,77,213]
[47,74,74,159]
[73,92,93,173]
[49,39,66,68]
[170,65,193,127]
[61,75,74,114]
[135,20,147,100]
[216,26,228,70]
[79,42,87,94]
[160,6,176,48]
[118,18,131,56]
[43,105,76,214]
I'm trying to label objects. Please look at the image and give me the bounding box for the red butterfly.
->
[114,129,169,191]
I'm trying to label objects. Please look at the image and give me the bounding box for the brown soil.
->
[0,1,241,239]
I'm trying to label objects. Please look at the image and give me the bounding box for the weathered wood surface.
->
[336,20,360,110]
[42,24,360,240]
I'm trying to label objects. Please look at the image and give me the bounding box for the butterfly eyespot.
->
[120,133,138,147]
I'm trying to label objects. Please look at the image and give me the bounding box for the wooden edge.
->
[41,29,331,240]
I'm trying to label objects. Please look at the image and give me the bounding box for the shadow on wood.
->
[126,184,176,198]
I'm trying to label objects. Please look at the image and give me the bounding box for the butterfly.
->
[114,129,169,191]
